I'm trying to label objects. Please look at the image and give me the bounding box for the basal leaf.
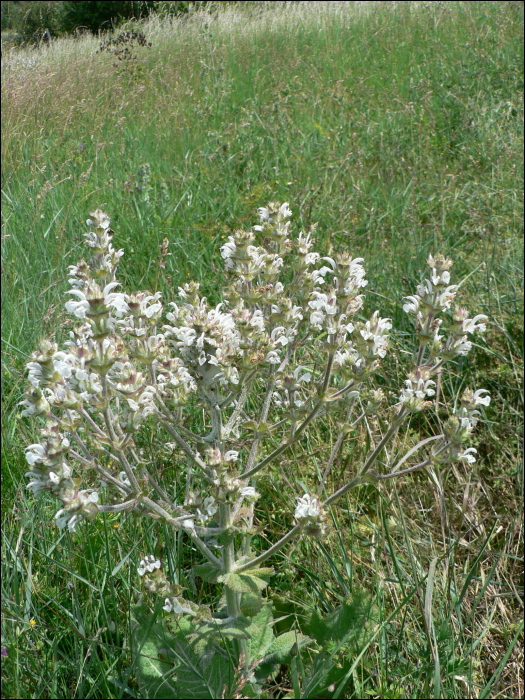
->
[255,630,310,682]
[133,613,238,699]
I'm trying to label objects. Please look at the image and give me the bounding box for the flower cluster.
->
[137,554,199,616]
[398,368,436,412]
[295,493,327,539]
[432,389,491,465]
[402,253,488,361]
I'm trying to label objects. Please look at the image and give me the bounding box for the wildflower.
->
[55,490,99,532]
[398,368,436,412]
[461,388,491,408]
[239,486,259,502]
[457,447,477,464]
[162,597,196,616]
[295,493,320,520]
[137,554,161,577]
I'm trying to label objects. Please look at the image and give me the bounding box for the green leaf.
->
[304,590,376,647]
[240,591,264,617]
[246,566,275,581]
[194,562,220,583]
[132,616,180,699]
[133,612,238,699]
[248,574,271,591]
[218,573,255,593]
[255,631,310,682]
[242,420,273,435]
[300,591,378,698]
[218,572,270,593]
[247,604,275,664]
[264,631,310,665]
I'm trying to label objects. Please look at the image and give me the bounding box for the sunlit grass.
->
[2,1,523,697]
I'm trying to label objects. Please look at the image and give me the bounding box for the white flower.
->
[163,597,180,613]
[26,474,47,495]
[220,236,237,265]
[462,314,488,334]
[19,394,49,417]
[308,291,328,311]
[65,292,90,319]
[402,296,420,314]
[52,352,75,379]
[266,350,281,364]
[137,554,161,576]
[448,336,472,356]
[65,281,129,319]
[177,327,197,346]
[25,444,46,466]
[457,447,477,464]
[430,269,451,286]
[240,486,258,500]
[163,597,196,615]
[309,310,325,329]
[86,211,110,229]
[318,257,336,277]
[203,497,217,517]
[141,292,163,318]
[224,450,238,462]
[461,388,491,408]
[279,202,292,218]
[435,285,458,311]
[55,491,98,532]
[305,252,320,265]
[294,366,311,385]
[271,327,289,346]
[295,493,320,520]
[471,389,491,406]
[297,231,314,253]
[249,310,265,331]
[118,471,132,487]
[398,372,436,411]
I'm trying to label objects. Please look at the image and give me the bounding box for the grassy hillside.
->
[2,2,523,697]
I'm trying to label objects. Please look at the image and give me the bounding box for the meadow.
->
[1,1,523,697]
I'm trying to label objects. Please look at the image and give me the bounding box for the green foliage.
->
[193,561,220,583]
[218,571,271,594]
[300,591,378,698]
[1,1,64,42]
[132,601,310,698]
[60,1,156,34]
[154,1,243,18]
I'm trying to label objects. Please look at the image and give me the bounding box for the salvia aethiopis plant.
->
[20,202,490,686]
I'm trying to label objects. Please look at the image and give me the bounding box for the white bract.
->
[20,203,490,640]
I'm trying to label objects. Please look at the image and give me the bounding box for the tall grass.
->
[2,2,523,697]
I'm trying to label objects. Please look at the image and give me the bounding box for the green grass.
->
[1,1,523,697]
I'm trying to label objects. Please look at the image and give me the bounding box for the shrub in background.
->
[1,1,64,45]
[60,0,157,35]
